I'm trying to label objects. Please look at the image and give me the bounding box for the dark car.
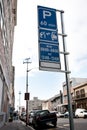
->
[28,109,57,129]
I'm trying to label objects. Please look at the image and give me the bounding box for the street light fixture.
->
[23,57,31,126]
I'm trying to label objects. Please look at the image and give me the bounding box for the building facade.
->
[42,78,87,113]
[0,0,17,122]
[42,100,52,111]
[27,78,87,114]
[42,91,63,111]
[73,81,87,110]
[28,97,44,112]
[63,78,87,111]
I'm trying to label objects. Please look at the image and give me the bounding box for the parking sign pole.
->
[60,11,74,130]
[37,6,74,130]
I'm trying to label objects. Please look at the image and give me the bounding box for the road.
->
[34,118,87,130]
[58,118,87,130]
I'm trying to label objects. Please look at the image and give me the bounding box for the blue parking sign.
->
[38,6,61,71]
[38,6,57,29]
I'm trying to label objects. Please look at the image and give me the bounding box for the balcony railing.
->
[73,93,87,100]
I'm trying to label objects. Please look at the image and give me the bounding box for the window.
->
[76,90,80,98]
[80,89,85,97]
[63,95,67,103]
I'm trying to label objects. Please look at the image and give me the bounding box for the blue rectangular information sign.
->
[39,29,58,43]
[38,6,61,71]
[40,43,60,62]
[38,6,57,29]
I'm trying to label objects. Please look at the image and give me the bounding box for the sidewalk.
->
[0,120,34,130]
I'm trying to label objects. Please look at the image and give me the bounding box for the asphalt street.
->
[0,118,87,130]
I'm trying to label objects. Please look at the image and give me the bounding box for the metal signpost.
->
[60,10,74,130]
[37,6,74,130]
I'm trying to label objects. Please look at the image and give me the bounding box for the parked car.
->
[64,111,75,118]
[20,112,26,121]
[75,108,87,118]
[64,111,69,118]
[50,111,58,117]
[28,109,57,129]
[57,112,65,118]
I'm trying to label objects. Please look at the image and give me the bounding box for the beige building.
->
[42,99,52,111]
[27,78,87,114]
[0,0,17,123]
[44,78,87,113]
[73,81,87,110]
[42,91,63,111]
[28,97,44,112]
[63,78,87,111]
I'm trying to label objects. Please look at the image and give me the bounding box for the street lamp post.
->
[23,58,31,126]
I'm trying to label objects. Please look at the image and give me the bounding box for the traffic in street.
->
[20,109,87,130]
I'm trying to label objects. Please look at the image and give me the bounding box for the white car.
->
[64,111,69,118]
[75,108,87,118]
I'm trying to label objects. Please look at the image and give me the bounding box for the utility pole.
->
[23,57,31,126]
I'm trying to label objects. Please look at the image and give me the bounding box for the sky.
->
[12,0,87,110]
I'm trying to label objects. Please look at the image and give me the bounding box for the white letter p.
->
[43,10,51,19]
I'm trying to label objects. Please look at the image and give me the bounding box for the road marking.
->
[58,125,64,128]
[63,124,69,126]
